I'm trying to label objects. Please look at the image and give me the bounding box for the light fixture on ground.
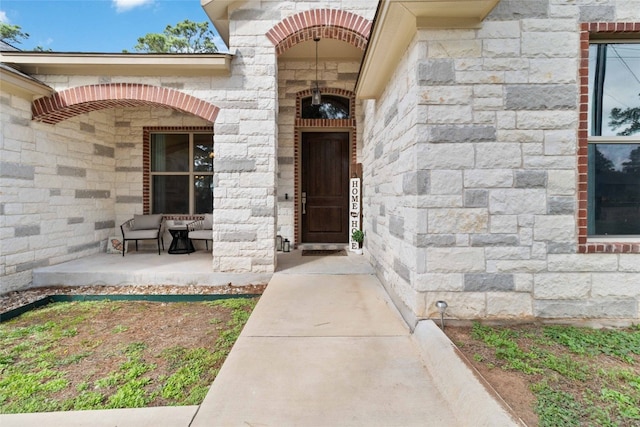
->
[311,36,321,106]
[435,300,448,330]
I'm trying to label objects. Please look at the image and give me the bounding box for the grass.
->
[468,322,640,427]
[0,298,257,414]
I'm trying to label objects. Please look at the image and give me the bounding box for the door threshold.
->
[297,243,348,251]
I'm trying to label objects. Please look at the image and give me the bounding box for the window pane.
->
[589,144,640,235]
[194,134,214,172]
[591,43,640,137]
[152,175,189,214]
[301,95,350,119]
[194,175,213,214]
[151,134,189,172]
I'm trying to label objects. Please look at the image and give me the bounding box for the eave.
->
[356,0,500,99]
[0,64,54,99]
[0,52,233,77]
[201,0,245,48]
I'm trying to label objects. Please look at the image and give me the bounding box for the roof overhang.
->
[201,0,246,48]
[0,63,53,99]
[356,0,500,99]
[0,52,233,77]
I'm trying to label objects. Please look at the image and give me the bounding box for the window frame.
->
[143,126,214,216]
[578,23,640,253]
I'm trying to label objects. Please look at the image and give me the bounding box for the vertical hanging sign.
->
[349,178,361,251]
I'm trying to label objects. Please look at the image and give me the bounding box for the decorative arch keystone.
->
[32,83,220,124]
[266,8,372,55]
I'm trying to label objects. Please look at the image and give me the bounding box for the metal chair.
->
[120,214,164,256]
[187,213,213,251]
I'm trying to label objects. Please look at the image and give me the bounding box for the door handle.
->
[302,192,307,215]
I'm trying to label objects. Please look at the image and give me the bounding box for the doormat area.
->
[301,249,347,256]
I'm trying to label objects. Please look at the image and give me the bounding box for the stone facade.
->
[362,0,640,323]
[2,0,639,323]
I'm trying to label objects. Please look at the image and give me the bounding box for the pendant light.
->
[311,36,321,106]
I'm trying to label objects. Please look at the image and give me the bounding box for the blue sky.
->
[0,0,226,53]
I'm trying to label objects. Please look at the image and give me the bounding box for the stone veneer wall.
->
[1,90,116,293]
[362,0,640,323]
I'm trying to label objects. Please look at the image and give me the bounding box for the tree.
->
[0,23,29,45]
[129,19,218,53]
[609,93,640,136]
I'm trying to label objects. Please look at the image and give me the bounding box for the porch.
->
[31,249,374,288]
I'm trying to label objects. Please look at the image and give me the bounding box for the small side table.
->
[168,227,195,254]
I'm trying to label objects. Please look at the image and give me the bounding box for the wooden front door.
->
[301,132,350,243]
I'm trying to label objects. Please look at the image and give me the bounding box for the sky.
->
[0,0,227,53]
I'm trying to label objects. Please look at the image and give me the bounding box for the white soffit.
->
[356,0,500,99]
[0,52,232,76]
[201,0,245,48]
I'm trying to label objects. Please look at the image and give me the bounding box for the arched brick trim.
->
[266,9,371,56]
[577,22,640,254]
[32,83,219,124]
[293,88,358,247]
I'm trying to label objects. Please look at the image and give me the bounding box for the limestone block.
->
[455,70,505,84]
[427,105,473,124]
[506,84,577,110]
[522,32,578,58]
[535,299,638,319]
[217,256,252,272]
[533,215,575,241]
[486,293,533,318]
[429,39,482,58]
[619,255,640,272]
[419,86,472,105]
[464,169,513,188]
[426,247,485,273]
[544,129,576,155]
[483,39,521,58]
[534,273,591,299]
[428,209,488,234]
[529,58,578,84]
[516,111,577,130]
[514,274,533,292]
[493,260,547,273]
[415,273,464,292]
[464,273,514,291]
[484,246,530,260]
[490,189,546,214]
[430,170,462,195]
[592,274,640,298]
[547,254,618,272]
[422,291,486,318]
[416,143,474,169]
[476,143,522,169]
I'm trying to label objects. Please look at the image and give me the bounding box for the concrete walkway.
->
[1,251,522,426]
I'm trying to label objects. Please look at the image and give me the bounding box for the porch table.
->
[167,226,195,254]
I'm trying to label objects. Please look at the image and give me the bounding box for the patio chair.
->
[120,214,164,256]
[187,213,213,251]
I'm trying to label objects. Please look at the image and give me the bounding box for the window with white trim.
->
[150,132,214,214]
[587,41,640,236]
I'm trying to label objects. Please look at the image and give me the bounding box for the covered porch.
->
[31,249,373,289]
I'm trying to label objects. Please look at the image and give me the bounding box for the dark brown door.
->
[301,132,349,243]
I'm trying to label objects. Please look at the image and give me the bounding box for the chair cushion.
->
[189,230,212,240]
[203,213,213,230]
[133,214,163,230]
[125,229,159,239]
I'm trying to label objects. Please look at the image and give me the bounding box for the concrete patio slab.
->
[32,252,270,287]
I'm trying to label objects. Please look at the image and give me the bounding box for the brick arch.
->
[266,9,372,56]
[32,83,220,125]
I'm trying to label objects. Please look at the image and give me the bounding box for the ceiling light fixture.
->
[311,36,321,106]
